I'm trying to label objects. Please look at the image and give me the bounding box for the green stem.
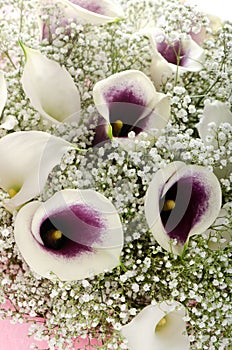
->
[3,51,17,70]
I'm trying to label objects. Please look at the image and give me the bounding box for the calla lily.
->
[197,100,232,178]
[14,189,123,281]
[145,161,222,255]
[40,0,124,30]
[149,30,205,89]
[21,44,80,124]
[92,70,170,145]
[0,70,7,116]
[197,100,232,146]
[0,131,72,211]
[121,300,190,350]
[204,207,232,250]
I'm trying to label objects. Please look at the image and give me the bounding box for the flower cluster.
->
[0,0,231,349]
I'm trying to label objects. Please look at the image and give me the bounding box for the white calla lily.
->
[121,300,190,350]
[0,131,72,211]
[14,189,123,281]
[204,206,232,250]
[149,30,205,89]
[92,69,170,145]
[145,161,222,255]
[0,70,7,116]
[197,100,232,145]
[197,100,232,178]
[21,44,80,124]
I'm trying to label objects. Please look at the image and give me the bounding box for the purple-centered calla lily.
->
[149,30,205,89]
[21,44,80,124]
[14,189,124,281]
[40,0,124,35]
[145,161,222,255]
[0,131,72,212]
[92,69,170,146]
[121,300,190,350]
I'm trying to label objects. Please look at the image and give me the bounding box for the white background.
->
[186,0,232,21]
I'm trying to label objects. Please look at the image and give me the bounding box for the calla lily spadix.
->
[149,30,205,89]
[92,70,170,145]
[14,189,124,281]
[121,300,190,350]
[0,70,7,116]
[21,44,80,124]
[0,131,72,212]
[145,161,222,255]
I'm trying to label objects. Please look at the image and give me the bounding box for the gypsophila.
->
[0,0,231,349]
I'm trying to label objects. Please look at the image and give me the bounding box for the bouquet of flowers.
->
[0,0,231,349]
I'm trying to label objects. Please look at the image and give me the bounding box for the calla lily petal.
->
[150,30,205,88]
[21,44,80,124]
[197,100,232,145]
[0,70,7,116]
[93,70,170,143]
[145,161,222,255]
[54,0,124,25]
[121,301,190,350]
[14,189,123,281]
[204,207,232,250]
[0,131,72,211]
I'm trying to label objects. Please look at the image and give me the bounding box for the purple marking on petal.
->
[70,0,104,15]
[39,204,106,257]
[157,40,187,66]
[104,86,145,106]
[103,86,147,136]
[159,176,209,244]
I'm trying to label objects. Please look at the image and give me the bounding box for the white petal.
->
[21,45,80,124]
[0,70,7,116]
[121,301,190,350]
[181,38,205,71]
[55,0,124,25]
[145,162,222,255]
[0,131,72,211]
[197,100,232,144]
[14,189,123,281]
